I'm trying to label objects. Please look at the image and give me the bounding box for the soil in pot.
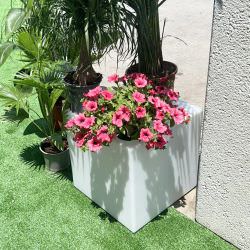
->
[126,61,178,88]
[41,138,68,154]
[64,71,103,86]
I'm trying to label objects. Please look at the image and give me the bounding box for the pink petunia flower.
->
[148,96,161,107]
[65,119,75,129]
[139,128,153,143]
[97,125,108,135]
[159,76,168,84]
[108,74,119,83]
[74,132,86,148]
[82,116,96,129]
[74,114,86,128]
[83,100,98,112]
[132,92,146,103]
[153,120,168,134]
[118,105,131,122]
[167,89,179,101]
[112,111,123,127]
[96,125,111,143]
[87,137,102,152]
[155,135,167,149]
[146,141,155,150]
[156,99,168,110]
[148,89,156,95]
[171,108,184,125]
[128,73,147,80]
[161,103,171,114]
[134,77,148,88]
[84,86,102,98]
[155,86,168,95]
[135,106,146,119]
[119,75,128,82]
[165,126,173,137]
[155,110,165,120]
[97,133,111,143]
[101,90,114,101]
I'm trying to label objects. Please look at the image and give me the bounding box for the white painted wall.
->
[196,1,250,249]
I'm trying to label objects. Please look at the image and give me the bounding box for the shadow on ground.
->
[20,144,45,170]
[20,143,73,182]
[90,201,169,226]
[173,197,187,208]
[151,209,169,222]
[1,108,29,124]
[91,202,117,223]
[55,167,73,182]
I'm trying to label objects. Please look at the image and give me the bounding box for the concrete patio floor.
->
[97,0,214,220]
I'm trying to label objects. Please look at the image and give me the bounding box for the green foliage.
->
[21,0,133,83]
[0,28,69,149]
[0,42,15,66]
[5,8,26,36]
[0,83,30,113]
[124,0,167,76]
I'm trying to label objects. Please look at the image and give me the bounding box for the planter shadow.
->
[54,167,73,182]
[91,202,118,224]
[151,209,168,222]
[20,144,45,170]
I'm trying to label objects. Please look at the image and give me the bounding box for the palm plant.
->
[23,0,130,85]
[124,0,168,77]
[1,0,131,85]
[0,27,70,149]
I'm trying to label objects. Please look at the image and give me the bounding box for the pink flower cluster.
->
[65,73,190,152]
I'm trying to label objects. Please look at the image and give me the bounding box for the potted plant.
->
[65,73,203,232]
[27,0,131,113]
[1,0,132,113]
[0,60,70,172]
[0,23,71,172]
[123,0,177,87]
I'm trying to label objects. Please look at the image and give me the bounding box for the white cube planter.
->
[68,102,202,232]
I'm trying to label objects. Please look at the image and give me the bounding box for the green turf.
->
[0,1,236,249]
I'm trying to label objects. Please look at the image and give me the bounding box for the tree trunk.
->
[137,5,164,76]
[74,41,98,85]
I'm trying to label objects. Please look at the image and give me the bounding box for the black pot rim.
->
[64,71,103,88]
[125,61,178,77]
[40,138,69,156]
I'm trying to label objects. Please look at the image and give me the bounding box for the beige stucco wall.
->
[196,1,250,249]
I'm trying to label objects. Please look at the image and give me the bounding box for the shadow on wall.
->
[215,0,223,8]
[134,141,184,218]
[133,102,200,218]
[90,142,129,220]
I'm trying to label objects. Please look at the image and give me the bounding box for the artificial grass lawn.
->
[0,1,235,249]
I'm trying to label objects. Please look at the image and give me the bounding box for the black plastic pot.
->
[64,72,102,113]
[126,61,178,88]
[39,140,70,172]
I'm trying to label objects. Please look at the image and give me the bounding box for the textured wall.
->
[196,0,250,249]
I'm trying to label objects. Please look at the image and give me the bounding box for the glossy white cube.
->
[68,102,202,232]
